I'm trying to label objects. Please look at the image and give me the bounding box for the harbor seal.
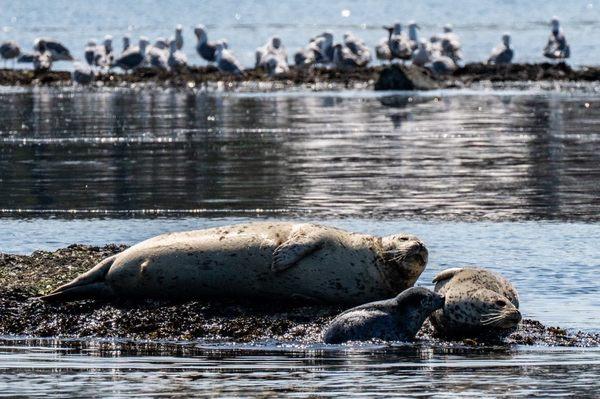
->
[430,267,521,337]
[42,222,428,304]
[323,287,444,344]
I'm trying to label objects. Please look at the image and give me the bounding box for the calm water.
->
[0,85,599,395]
[2,0,600,67]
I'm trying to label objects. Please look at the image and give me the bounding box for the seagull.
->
[215,42,244,75]
[84,39,97,67]
[260,51,289,75]
[332,43,366,69]
[175,25,184,50]
[72,61,94,85]
[440,24,462,62]
[255,37,288,68]
[147,38,169,70]
[34,38,73,61]
[194,24,225,63]
[412,39,431,67]
[343,32,371,66]
[112,37,150,73]
[18,41,52,72]
[94,35,114,68]
[294,43,318,67]
[428,54,457,75]
[0,41,21,67]
[488,33,513,65]
[408,21,420,50]
[168,38,188,69]
[543,16,570,60]
[315,31,334,63]
[122,35,131,52]
[376,23,412,62]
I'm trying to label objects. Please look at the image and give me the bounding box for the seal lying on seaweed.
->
[323,287,444,343]
[430,267,521,337]
[42,222,428,304]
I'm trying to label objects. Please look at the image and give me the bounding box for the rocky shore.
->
[0,244,598,347]
[1,63,600,91]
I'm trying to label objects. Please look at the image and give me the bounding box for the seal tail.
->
[40,255,117,302]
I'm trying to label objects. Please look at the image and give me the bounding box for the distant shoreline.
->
[1,63,598,91]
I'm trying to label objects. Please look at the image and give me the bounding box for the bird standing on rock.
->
[194,24,227,63]
[0,41,21,67]
[376,23,412,62]
[215,42,244,75]
[256,37,289,75]
[544,16,570,60]
[168,38,188,70]
[18,40,53,72]
[112,37,149,73]
[34,38,73,61]
[174,25,184,50]
[147,38,169,71]
[488,33,513,65]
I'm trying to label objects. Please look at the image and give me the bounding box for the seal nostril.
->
[495,300,507,307]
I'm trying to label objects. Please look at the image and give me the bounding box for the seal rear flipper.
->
[432,268,464,284]
[40,255,117,302]
[271,232,323,272]
[40,282,115,302]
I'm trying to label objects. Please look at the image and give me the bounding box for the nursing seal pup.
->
[42,222,428,304]
[430,267,521,337]
[323,287,444,344]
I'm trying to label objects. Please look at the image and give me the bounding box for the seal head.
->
[430,267,521,337]
[378,234,429,290]
[323,287,444,344]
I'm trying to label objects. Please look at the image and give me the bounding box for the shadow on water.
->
[1,88,599,220]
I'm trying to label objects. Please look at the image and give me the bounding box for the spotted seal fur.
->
[42,222,428,304]
[323,287,444,344]
[430,267,521,337]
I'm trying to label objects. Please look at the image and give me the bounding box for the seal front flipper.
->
[271,232,323,272]
[432,267,463,291]
[40,255,117,302]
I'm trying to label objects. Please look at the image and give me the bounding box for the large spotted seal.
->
[323,287,444,344]
[42,222,428,304]
[430,267,521,337]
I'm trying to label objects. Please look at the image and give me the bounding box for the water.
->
[0,341,598,397]
[1,87,600,220]
[2,0,600,68]
[1,85,599,395]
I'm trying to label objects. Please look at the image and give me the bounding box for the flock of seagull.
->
[0,17,571,84]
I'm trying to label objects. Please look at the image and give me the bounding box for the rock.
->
[374,64,440,91]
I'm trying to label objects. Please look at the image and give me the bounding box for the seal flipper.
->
[432,268,463,284]
[40,255,117,302]
[271,232,323,272]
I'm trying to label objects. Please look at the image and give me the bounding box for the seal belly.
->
[105,227,282,298]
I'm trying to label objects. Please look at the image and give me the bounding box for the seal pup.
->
[323,287,444,344]
[42,222,428,304]
[430,267,521,337]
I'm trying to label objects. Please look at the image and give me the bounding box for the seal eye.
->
[495,300,507,307]
[399,237,409,241]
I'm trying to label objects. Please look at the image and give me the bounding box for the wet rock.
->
[374,64,441,91]
[0,245,598,346]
